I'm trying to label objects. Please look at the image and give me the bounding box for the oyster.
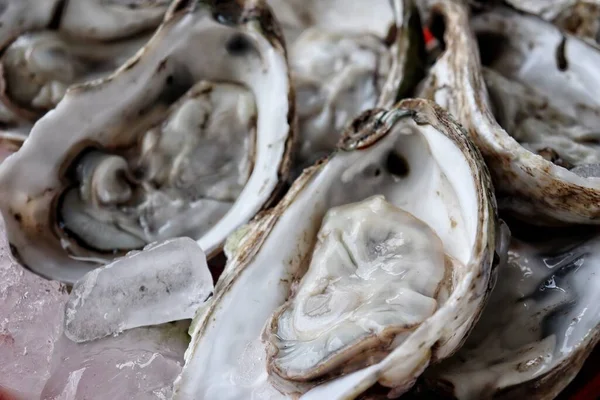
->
[173,99,505,399]
[0,0,171,145]
[504,0,600,47]
[416,223,600,399]
[419,0,600,224]
[267,0,425,168]
[0,0,293,283]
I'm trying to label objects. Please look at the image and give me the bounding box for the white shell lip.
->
[173,99,503,399]
[420,0,600,225]
[0,0,294,284]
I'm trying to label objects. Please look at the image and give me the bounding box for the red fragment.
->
[423,27,435,46]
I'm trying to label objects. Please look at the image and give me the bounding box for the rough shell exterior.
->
[420,0,600,224]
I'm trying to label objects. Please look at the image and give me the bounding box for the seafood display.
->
[0,0,598,399]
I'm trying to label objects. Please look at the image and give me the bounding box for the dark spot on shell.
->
[384,23,397,47]
[226,34,254,56]
[556,36,569,71]
[477,32,509,67]
[212,0,244,26]
[13,213,21,223]
[492,251,500,267]
[157,69,193,105]
[171,0,193,14]
[386,151,410,178]
[429,10,447,52]
[157,58,168,73]
[48,0,67,30]
[139,285,146,292]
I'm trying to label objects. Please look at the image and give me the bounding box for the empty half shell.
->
[0,0,294,283]
[267,0,425,168]
[420,0,600,224]
[173,99,506,399]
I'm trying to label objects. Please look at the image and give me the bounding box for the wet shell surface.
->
[173,99,505,399]
[417,223,600,400]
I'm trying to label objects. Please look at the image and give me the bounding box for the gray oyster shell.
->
[0,0,294,283]
[419,0,600,224]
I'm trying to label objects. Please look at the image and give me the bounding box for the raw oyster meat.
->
[267,0,425,168]
[0,0,171,146]
[420,0,600,224]
[416,223,600,399]
[173,99,505,399]
[0,0,294,283]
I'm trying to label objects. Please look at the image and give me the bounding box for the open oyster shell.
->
[415,223,600,400]
[419,0,600,224]
[173,99,506,399]
[0,0,294,283]
[267,0,425,168]
[0,0,171,147]
[503,0,600,47]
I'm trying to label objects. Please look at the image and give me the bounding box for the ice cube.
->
[64,237,213,343]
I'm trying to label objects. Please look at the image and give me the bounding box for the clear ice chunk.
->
[64,237,213,343]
